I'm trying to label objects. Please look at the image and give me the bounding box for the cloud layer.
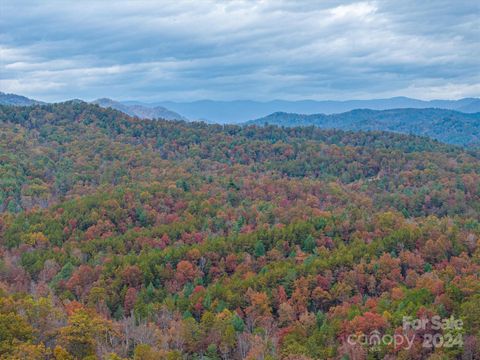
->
[1,0,479,101]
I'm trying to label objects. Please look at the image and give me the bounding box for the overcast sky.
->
[1,0,479,102]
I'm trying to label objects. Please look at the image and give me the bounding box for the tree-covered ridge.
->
[1,102,478,216]
[0,102,479,359]
[247,108,480,147]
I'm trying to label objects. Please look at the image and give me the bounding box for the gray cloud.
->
[0,0,479,101]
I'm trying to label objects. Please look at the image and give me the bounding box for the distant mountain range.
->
[0,93,187,121]
[2,92,479,124]
[91,98,187,121]
[130,97,480,123]
[246,108,480,147]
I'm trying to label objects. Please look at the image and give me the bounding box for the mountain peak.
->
[0,92,44,106]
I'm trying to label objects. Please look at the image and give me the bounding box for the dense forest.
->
[0,102,479,359]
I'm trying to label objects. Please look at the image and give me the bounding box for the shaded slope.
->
[247,108,480,147]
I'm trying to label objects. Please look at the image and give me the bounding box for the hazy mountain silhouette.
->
[0,92,45,106]
[92,98,187,121]
[124,97,480,123]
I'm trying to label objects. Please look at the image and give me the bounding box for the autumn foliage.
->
[0,102,479,359]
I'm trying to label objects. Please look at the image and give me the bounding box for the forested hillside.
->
[0,102,479,359]
[247,109,480,147]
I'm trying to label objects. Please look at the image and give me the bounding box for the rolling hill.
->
[247,108,480,147]
[0,91,45,106]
